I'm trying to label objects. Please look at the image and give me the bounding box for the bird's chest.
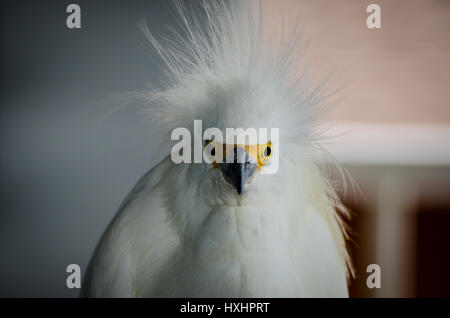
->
[172,205,301,297]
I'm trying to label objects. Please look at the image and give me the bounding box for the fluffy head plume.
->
[136,0,330,145]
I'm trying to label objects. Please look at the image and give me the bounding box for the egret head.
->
[138,0,332,233]
[162,74,302,208]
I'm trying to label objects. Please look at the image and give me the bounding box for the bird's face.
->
[202,139,274,198]
[163,76,304,210]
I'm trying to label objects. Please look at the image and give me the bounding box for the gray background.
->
[0,0,178,297]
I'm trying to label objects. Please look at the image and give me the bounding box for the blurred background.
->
[0,0,449,297]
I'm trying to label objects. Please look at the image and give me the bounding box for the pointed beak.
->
[219,147,257,195]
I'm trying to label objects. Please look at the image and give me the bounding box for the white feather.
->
[83,0,353,297]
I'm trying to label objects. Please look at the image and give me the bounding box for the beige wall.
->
[262,0,450,124]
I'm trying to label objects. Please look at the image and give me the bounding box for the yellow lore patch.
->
[204,140,272,170]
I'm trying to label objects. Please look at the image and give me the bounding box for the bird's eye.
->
[204,139,220,164]
[204,139,213,155]
[262,142,272,160]
[257,142,272,168]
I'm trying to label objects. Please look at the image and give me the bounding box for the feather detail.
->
[135,0,355,280]
[84,0,355,297]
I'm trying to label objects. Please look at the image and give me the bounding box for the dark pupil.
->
[264,146,271,157]
[211,147,216,156]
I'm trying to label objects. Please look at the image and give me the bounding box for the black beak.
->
[219,147,257,195]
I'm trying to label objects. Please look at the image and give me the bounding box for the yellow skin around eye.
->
[256,141,272,169]
[204,141,272,170]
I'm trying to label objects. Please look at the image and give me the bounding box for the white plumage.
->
[82,0,353,297]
